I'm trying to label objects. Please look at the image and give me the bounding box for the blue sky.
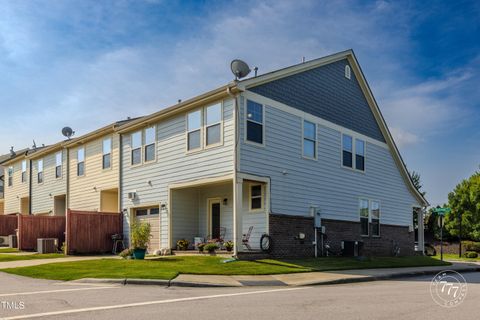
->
[0,0,478,205]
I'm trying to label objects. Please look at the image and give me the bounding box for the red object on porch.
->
[242,226,254,251]
[66,210,123,255]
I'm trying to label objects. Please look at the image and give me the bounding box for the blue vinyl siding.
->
[249,59,385,143]
[239,95,418,226]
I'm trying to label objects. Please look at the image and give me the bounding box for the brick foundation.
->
[265,214,415,258]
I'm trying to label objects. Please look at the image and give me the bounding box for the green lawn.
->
[1,255,449,281]
[0,248,19,253]
[0,253,65,262]
[433,253,480,262]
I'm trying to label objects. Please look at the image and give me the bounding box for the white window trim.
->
[134,206,160,217]
[21,160,27,183]
[186,108,204,153]
[204,102,224,149]
[302,119,318,160]
[358,198,381,237]
[341,133,366,173]
[55,152,63,179]
[102,137,113,171]
[77,147,86,177]
[359,198,370,236]
[8,166,13,187]
[37,159,44,185]
[143,126,157,164]
[345,65,351,79]
[248,183,264,212]
[131,131,143,167]
[244,99,266,147]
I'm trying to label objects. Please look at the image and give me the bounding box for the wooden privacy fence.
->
[66,210,123,255]
[0,215,18,236]
[18,215,66,251]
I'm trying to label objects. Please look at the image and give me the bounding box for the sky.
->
[0,0,478,206]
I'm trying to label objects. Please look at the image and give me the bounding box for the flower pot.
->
[133,248,147,260]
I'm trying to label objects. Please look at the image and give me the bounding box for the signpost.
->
[433,207,451,261]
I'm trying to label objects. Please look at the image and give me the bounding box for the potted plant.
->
[204,243,219,255]
[177,239,190,251]
[130,221,151,259]
[224,241,234,252]
[197,243,206,253]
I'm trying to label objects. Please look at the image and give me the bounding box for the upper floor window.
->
[37,159,44,184]
[355,139,365,171]
[371,200,380,236]
[359,199,369,236]
[187,110,202,151]
[21,160,27,183]
[103,138,112,169]
[303,120,317,159]
[144,127,156,162]
[345,65,351,79]
[77,147,85,176]
[8,166,13,187]
[249,184,264,211]
[205,103,222,146]
[342,134,353,168]
[55,152,62,178]
[131,131,142,165]
[246,100,263,144]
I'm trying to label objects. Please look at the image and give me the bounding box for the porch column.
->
[233,178,243,256]
[417,208,425,255]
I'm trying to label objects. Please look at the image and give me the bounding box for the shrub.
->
[204,243,219,253]
[197,243,206,252]
[119,248,134,259]
[463,241,480,253]
[131,222,152,249]
[176,239,189,250]
[464,251,478,259]
[224,241,234,252]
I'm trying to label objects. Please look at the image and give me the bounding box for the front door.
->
[209,201,221,239]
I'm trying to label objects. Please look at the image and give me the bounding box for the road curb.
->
[70,266,480,288]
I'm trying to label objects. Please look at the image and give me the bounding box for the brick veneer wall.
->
[266,213,415,258]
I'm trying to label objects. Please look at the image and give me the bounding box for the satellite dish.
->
[62,127,75,139]
[230,59,251,80]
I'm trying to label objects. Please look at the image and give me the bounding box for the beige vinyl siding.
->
[69,134,119,211]
[31,150,67,215]
[0,200,4,214]
[4,159,29,214]
[122,98,235,246]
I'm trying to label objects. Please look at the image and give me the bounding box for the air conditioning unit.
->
[127,192,137,200]
[37,238,58,254]
[0,236,9,247]
[8,235,17,249]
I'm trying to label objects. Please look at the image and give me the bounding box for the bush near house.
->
[464,251,479,259]
[462,241,480,252]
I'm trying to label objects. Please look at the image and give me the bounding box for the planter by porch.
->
[133,248,147,260]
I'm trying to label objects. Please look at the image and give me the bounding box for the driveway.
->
[0,270,479,319]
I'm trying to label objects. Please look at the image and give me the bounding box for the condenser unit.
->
[0,236,9,247]
[37,238,58,254]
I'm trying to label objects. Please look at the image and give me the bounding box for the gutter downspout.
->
[118,132,125,244]
[28,159,32,215]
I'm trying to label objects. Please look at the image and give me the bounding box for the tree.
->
[410,170,426,197]
[445,171,480,241]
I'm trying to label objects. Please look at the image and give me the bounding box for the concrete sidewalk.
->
[0,255,119,269]
[74,261,480,288]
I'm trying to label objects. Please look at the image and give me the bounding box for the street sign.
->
[433,207,451,216]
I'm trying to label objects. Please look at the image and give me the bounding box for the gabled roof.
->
[0,147,41,166]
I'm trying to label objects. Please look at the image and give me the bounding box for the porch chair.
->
[242,226,254,251]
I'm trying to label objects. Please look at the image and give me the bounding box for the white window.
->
[131,131,142,165]
[8,166,13,187]
[249,184,264,211]
[371,201,380,236]
[144,127,156,162]
[77,147,85,176]
[55,152,62,178]
[303,120,317,159]
[21,160,27,183]
[187,110,202,151]
[205,103,222,146]
[359,199,369,236]
[37,159,44,183]
[102,138,112,169]
[345,65,351,79]
[342,134,353,168]
[246,100,264,144]
[355,139,365,171]
[135,207,159,216]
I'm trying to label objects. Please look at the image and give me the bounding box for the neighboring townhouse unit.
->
[0,153,9,214]
[28,144,67,215]
[119,50,427,257]
[64,119,136,213]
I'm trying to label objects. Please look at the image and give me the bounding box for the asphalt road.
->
[0,271,478,320]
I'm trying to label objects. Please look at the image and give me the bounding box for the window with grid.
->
[131,131,142,165]
[205,103,222,146]
[303,120,317,159]
[77,147,85,176]
[21,160,27,183]
[144,127,156,162]
[246,100,263,144]
[187,110,202,151]
[359,199,369,236]
[102,138,112,169]
[55,152,62,178]
[371,201,380,236]
[342,134,353,168]
[250,184,263,211]
[37,159,44,183]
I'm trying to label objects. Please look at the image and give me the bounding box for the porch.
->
[169,174,269,254]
